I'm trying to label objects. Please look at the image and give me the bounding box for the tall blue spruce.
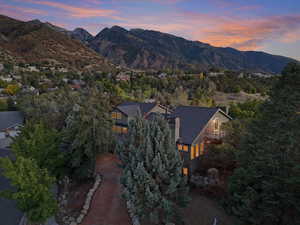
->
[117,116,189,224]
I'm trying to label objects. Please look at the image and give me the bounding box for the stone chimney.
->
[174,117,180,142]
[226,105,230,115]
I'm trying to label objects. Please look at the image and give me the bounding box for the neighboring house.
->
[0,76,13,82]
[208,72,225,77]
[27,66,40,72]
[158,73,167,79]
[116,73,131,82]
[0,148,23,225]
[113,102,231,176]
[111,102,171,134]
[0,111,24,148]
[58,67,68,73]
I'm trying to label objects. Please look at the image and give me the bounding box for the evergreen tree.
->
[0,156,57,224]
[117,116,189,224]
[226,62,300,225]
[63,88,114,180]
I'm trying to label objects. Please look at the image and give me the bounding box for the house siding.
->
[178,110,230,176]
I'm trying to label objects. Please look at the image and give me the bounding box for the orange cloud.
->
[186,14,300,50]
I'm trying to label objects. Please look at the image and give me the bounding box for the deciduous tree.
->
[0,156,57,224]
[12,122,65,178]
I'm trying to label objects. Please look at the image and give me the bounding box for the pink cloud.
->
[0,3,47,16]
[22,0,117,18]
[0,3,48,21]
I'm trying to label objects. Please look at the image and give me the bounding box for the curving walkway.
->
[81,153,131,225]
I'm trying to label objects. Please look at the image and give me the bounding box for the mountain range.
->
[0,15,298,74]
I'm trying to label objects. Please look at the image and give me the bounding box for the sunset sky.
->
[1,0,300,60]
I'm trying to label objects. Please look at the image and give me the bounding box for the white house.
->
[27,66,40,72]
[0,76,12,82]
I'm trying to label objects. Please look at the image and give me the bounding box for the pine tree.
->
[226,63,300,225]
[63,88,114,180]
[117,116,189,224]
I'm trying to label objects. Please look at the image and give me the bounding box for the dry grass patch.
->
[213,91,267,106]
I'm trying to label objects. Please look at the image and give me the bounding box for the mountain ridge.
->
[85,26,297,73]
[0,15,114,72]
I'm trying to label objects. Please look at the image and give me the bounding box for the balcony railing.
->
[204,130,225,140]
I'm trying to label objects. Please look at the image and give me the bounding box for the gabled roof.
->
[0,148,23,225]
[116,102,157,117]
[171,106,228,145]
[0,111,24,131]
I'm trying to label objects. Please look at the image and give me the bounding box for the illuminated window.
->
[190,146,194,160]
[117,112,122,119]
[183,145,189,152]
[200,142,205,155]
[111,112,122,119]
[122,127,128,134]
[178,144,183,150]
[183,167,188,176]
[112,125,118,132]
[112,125,126,134]
[195,144,199,157]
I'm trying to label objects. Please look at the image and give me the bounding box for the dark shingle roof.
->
[0,148,23,225]
[116,102,157,117]
[0,111,24,131]
[171,106,219,144]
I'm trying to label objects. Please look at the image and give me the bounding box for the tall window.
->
[190,146,195,160]
[195,144,199,157]
[183,167,188,176]
[200,142,205,155]
[214,119,219,131]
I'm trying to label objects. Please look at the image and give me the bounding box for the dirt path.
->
[81,153,131,225]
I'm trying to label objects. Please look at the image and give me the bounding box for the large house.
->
[112,102,231,176]
[0,111,24,148]
[171,106,231,176]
